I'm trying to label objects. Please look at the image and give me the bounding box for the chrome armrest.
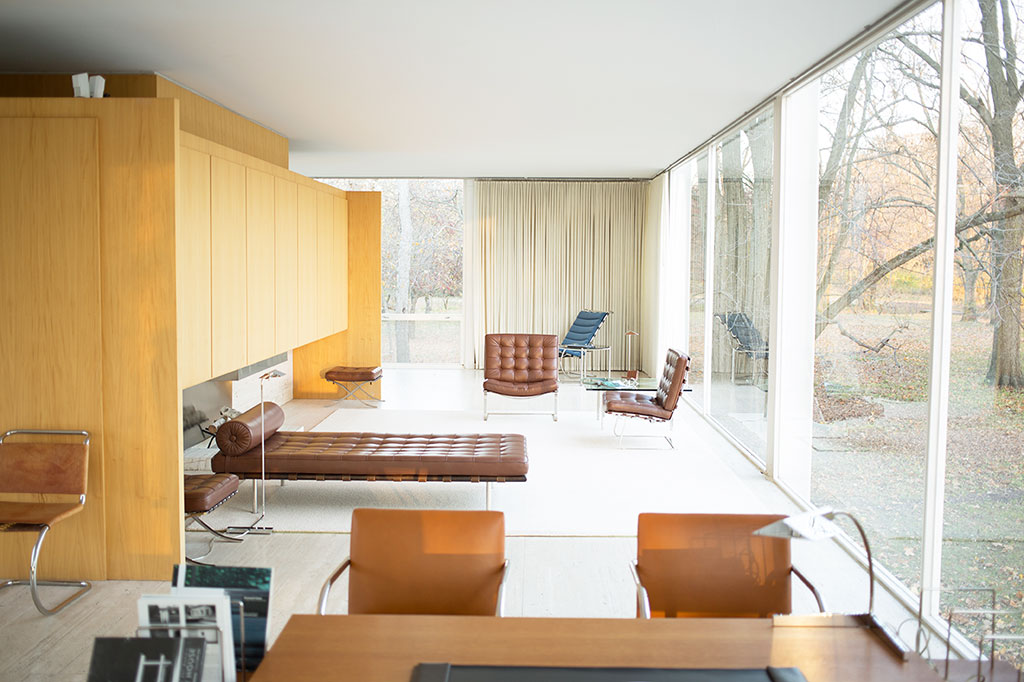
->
[317,557,351,615]
[792,565,826,613]
[495,559,509,617]
[629,560,651,619]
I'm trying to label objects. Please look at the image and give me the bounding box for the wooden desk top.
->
[250,614,942,682]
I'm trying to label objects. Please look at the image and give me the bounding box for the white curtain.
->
[464,180,647,370]
[640,173,670,376]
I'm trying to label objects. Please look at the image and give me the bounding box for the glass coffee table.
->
[584,377,658,419]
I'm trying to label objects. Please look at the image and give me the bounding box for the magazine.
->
[138,588,235,682]
[172,564,273,671]
[87,637,205,682]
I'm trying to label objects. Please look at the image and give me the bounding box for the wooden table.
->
[250,614,943,681]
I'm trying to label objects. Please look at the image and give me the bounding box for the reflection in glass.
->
[708,109,774,460]
[688,153,709,405]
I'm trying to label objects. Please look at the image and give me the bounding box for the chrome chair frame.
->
[0,428,92,616]
[184,487,249,565]
[629,559,826,619]
[326,376,383,407]
[610,413,676,450]
[483,390,558,422]
[317,556,510,617]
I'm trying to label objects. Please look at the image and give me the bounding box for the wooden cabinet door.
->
[210,156,247,376]
[296,185,318,346]
[246,167,276,364]
[316,191,335,340]
[177,146,212,387]
[275,178,298,353]
[333,195,349,333]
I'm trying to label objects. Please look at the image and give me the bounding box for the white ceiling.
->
[0,0,908,179]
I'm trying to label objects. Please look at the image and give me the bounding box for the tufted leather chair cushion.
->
[655,348,690,412]
[637,513,792,618]
[215,402,285,456]
[183,473,240,514]
[483,334,559,397]
[348,508,506,615]
[603,349,690,421]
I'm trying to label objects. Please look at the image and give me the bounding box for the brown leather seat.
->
[324,366,382,383]
[483,333,559,421]
[604,348,689,448]
[183,473,240,514]
[0,430,92,615]
[318,508,508,616]
[631,513,822,619]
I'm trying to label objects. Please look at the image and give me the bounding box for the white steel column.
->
[920,0,962,617]
[765,85,819,496]
[702,148,718,411]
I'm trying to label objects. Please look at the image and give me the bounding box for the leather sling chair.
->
[483,333,559,421]
[602,348,690,448]
[0,429,92,615]
[318,508,509,616]
[630,513,825,619]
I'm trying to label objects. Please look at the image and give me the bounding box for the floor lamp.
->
[226,369,284,536]
[754,508,911,659]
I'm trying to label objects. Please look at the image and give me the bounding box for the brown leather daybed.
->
[210,402,528,483]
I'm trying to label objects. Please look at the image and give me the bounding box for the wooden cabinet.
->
[275,178,298,354]
[210,156,247,376]
[334,195,349,333]
[177,146,212,388]
[246,167,276,364]
[316,192,335,340]
[296,184,318,346]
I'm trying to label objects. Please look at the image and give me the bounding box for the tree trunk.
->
[961,264,980,321]
[395,179,414,362]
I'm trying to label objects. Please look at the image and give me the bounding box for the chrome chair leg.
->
[0,525,91,616]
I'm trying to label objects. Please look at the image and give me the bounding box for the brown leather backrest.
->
[0,442,89,495]
[216,402,286,456]
[349,508,506,616]
[636,513,791,618]
[655,349,690,412]
[483,334,558,384]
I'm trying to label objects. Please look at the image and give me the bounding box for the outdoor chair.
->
[715,312,769,384]
[0,428,92,615]
[630,513,825,619]
[317,508,509,616]
[558,310,610,382]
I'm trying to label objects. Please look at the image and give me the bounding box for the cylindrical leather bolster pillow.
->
[216,402,286,456]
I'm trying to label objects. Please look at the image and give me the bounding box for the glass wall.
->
[942,0,1024,659]
[318,178,464,364]
[708,109,774,460]
[809,3,942,593]
[688,153,709,404]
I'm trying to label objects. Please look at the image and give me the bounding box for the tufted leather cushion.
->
[603,391,674,420]
[211,432,528,480]
[325,366,382,383]
[348,508,506,615]
[603,349,690,421]
[483,334,558,396]
[656,348,690,412]
[183,473,240,514]
[215,402,286,456]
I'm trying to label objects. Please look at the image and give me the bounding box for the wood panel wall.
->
[293,192,382,399]
[0,98,183,580]
[0,74,288,167]
[0,117,107,580]
[177,147,213,388]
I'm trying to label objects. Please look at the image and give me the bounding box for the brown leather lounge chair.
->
[317,508,509,616]
[602,348,690,448]
[483,333,559,421]
[630,513,824,618]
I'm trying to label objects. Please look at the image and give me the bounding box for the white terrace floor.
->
[0,367,913,682]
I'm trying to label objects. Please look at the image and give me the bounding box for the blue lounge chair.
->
[558,310,610,381]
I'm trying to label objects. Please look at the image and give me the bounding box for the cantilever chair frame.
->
[317,556,510,617]
[628,559,825,619]
[715,312,769,385]
[609,412,677,450]
[0,428,92,616]
[483,390,559,423]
